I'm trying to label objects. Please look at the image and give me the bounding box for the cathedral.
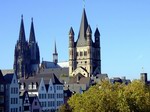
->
[13,8,101,79]
[14,16,40,78]
[69,8,101,77]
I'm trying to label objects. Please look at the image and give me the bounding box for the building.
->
[29,94,42,112]
[109,77,131,84]
[19,73,64,111]
[0,70,6,112]
[69,8,101,77]
[20,91,31,112]
[4,73,20,112]
[14,16,40,78]
[20,91,42,112]
[140,73,150,85]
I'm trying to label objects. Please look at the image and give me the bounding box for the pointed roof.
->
[94,27,100,37]
[29,18,36,43]
[76,8,89,47]
[19,15,26,42]
[4,73,14,84]
[69,27,74,36]
[54,41,57,54]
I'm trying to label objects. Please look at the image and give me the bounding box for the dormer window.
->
[41,86,44,91]
[21,84,24,90]
[0,84,4,92]
[28,84,32,90]
[13,79,15,83]
[33,84,36,90]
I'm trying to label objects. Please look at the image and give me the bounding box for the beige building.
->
[69,8,101,77]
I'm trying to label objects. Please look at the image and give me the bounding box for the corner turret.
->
[94,27,100,48]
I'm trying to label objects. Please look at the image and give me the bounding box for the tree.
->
[67,80,150,112]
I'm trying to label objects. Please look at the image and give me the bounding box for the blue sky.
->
[0,0,150,80]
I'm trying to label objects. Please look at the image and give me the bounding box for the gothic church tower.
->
[28,18,40,74]
[14,16,40,78]
[14,16,31,78]
[69,9,101,77]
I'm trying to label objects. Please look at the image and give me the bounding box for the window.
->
[0,96,4,103]
[84,51,87,56]
[13,80,15,83]
[0,84,4,92]
[80,52,83,56]
[35,102,37,106]
[49,86,52,91]
[24,106,29,111]
[39,94,41,99]
[28,84,32,90]
[16,88,18,94]
[11,88,13,94]
[33,109,39,112]
[20,84,24,90]
[0,107,4,112]
[76,52,78,56]
[41,86,44,91]
[33,84,36,90]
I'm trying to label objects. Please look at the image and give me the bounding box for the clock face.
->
[96,38,99,41]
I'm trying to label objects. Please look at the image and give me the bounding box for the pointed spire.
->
[76,8,89,47]
[79,8,88,39]
[69,27,74,36]
[19,15,26,42]
[94,27,100,37]
[54,41,57,54]
[29,17,36,43]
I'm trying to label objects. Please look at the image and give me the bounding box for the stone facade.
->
[69,9,101,77]
[14,16,40,78]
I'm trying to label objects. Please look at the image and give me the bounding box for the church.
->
[69,8,101,77]
[14,16,40,78]
[14,8,101,79]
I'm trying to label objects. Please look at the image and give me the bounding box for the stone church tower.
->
[14,16,40,78]
[69,9,101,77]
[28,18,40,74]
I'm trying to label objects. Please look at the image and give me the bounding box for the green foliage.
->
[67,80,150,112]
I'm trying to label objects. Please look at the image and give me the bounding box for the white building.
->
[19,73,64,111]
[4,73,20,112]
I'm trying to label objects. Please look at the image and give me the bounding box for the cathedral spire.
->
[19,15,26,42]
[76,8,88,47]
[29,18,36,43]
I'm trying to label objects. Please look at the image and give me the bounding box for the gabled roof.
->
[45,84,49,91]
[41,61,61,69]
[19,73,62,92]
[29,94,37,104]
[20,91,29,102]
[76,8,88,47]
[4,73,14,84]
[68,73,91,85]
[29,18,36,43]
